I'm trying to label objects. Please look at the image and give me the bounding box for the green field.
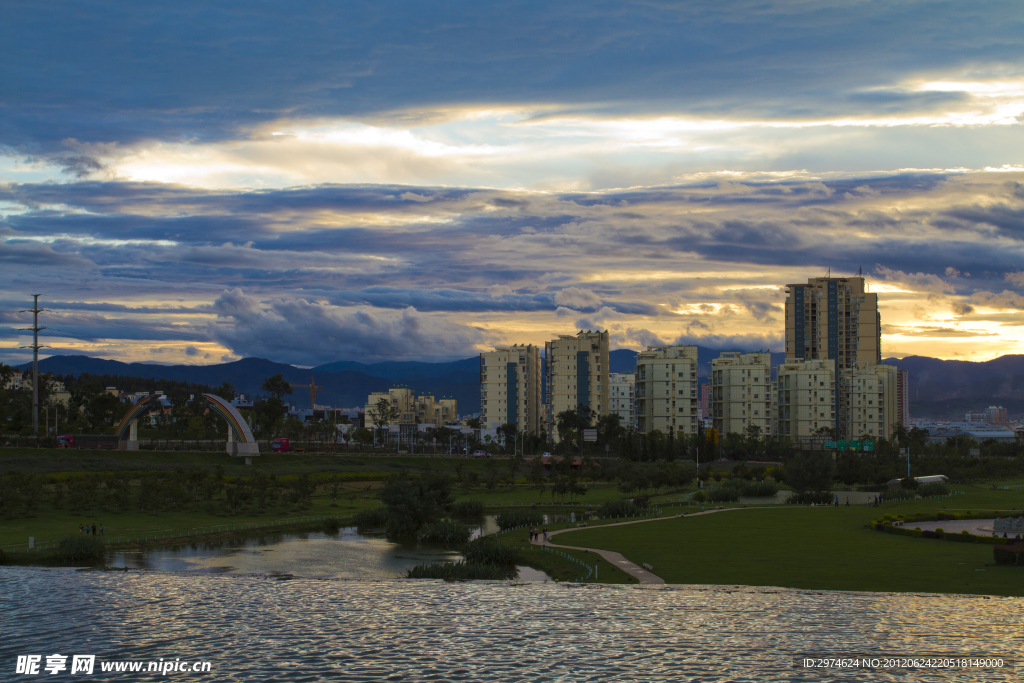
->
[556,483,1024,596]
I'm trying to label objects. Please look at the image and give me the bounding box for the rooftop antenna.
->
[858,266,862,276]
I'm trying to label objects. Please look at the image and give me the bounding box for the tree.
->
[261,374,292,400]
[784,452,835,493]
[380,474,453,537]
[369,397,399,446]
[212,381,235,402]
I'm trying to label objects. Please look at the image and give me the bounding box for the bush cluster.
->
[918,482,949,497]
[597,500,641,518]
[462,536,521,565]
[406,561,517,581]
[994,544,1024,566]
[416,519,472,546]
[494,510,544,531]
[353,507,389,530]
[786,491,834,505]
[451,500,485,517]
[55,535,105,563]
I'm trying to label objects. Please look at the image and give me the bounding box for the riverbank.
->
[554,490,1024,596]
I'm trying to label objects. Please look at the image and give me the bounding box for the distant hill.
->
[884,354,1024,419]
[23,355,477,412]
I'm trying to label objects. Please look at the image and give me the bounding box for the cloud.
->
[945,266,961,278]
[1005,271,1024,288]
[185,345,199,356]
[554,287,603,310]
[208,288,487,364]
[951,302,974,316]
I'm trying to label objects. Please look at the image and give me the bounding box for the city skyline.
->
[3,2,1024,367]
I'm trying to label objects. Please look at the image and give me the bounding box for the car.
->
[473,450,489,458]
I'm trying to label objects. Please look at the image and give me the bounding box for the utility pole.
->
[19,295,48,437]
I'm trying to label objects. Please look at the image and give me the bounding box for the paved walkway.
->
[530,506,778,584]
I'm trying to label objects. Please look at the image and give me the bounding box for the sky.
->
[2,0,1024,366]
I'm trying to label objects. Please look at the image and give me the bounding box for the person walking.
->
[91,523,97,536]
[100,524,105,536]
[845,497,850,507]
[542,527,548,543]
[79,524,84,535]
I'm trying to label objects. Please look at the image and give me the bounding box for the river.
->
[2,567,1018,681]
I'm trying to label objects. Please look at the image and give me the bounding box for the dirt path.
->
[531,506,775,584]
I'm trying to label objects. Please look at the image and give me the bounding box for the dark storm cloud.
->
[2,1,1023,154]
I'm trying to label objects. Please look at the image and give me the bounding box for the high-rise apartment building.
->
[784,276,880,370]
[609,372,635,428]
[710,352,773,436]
[635,345,699,436]
[699,382,711,420]
[895,368,910,427]
[545,331,609,438]
[843,364,897,439]
[479,345,542,435]
[775,360,836,439]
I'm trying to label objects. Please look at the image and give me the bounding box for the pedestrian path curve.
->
[530,506,779,584]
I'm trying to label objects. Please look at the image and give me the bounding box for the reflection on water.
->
[104,522,551,581]
[2,567,1019,681]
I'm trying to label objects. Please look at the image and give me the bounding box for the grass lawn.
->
[556,492,1024,596]
[495,527,638,584]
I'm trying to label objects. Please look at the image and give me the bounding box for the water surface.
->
[2,568,1018,681]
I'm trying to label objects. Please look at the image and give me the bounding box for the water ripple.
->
[1,569,1019,681]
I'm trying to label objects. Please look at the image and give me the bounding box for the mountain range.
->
[18,350,1024,419]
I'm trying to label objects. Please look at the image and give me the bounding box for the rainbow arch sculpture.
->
[113,393,259,459]
[202,392,259,457]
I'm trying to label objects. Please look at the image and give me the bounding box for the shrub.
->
[740,481,778,497]
[880,489,913,502]
[918,483,949,497]
[451,500,485,517]
[416,519,472,546]
[787,491,833,505]
[598,500,641,518]
[922,530,937,539]
[494,510,544,531]
[462,535,520,565]
[322,518,341,534]
[56,535,105,563]
[690,490,708,504]
[406,561,518,580]
[706,486,740,503]
[353,507,389,530]
[993,545,1024,566]
[900,476,919,490]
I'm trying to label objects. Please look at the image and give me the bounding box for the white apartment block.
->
[711,352,773,436]
[365,387,456,429]
[609,372,635,428]
[775,359,836,438]
[843,363,897,440]
[480,344,542,435]
[545,330,609,438]
[635,345,699,436]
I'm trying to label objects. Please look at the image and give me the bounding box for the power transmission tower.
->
[19,295,48,436]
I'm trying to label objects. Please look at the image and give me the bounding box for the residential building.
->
[710,352,773,437]
[699,383,711,420]
[842,363,897,440]
[784,275,880,370]
[364,387,456,429]
[895,368,910,427]
[608,372,635,428]
[479,344,542,435]
[545,330,609,438]
[775,359,836,439]
[987,405,1008,424]
[635,344,699,436]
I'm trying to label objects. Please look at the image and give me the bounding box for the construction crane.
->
[293,376,323,409]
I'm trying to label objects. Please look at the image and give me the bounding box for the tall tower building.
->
[635,344,700,436]
[784,276,880,370]
[545,330,609,438]
[480,344,542,435]
[895,368,910,427]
